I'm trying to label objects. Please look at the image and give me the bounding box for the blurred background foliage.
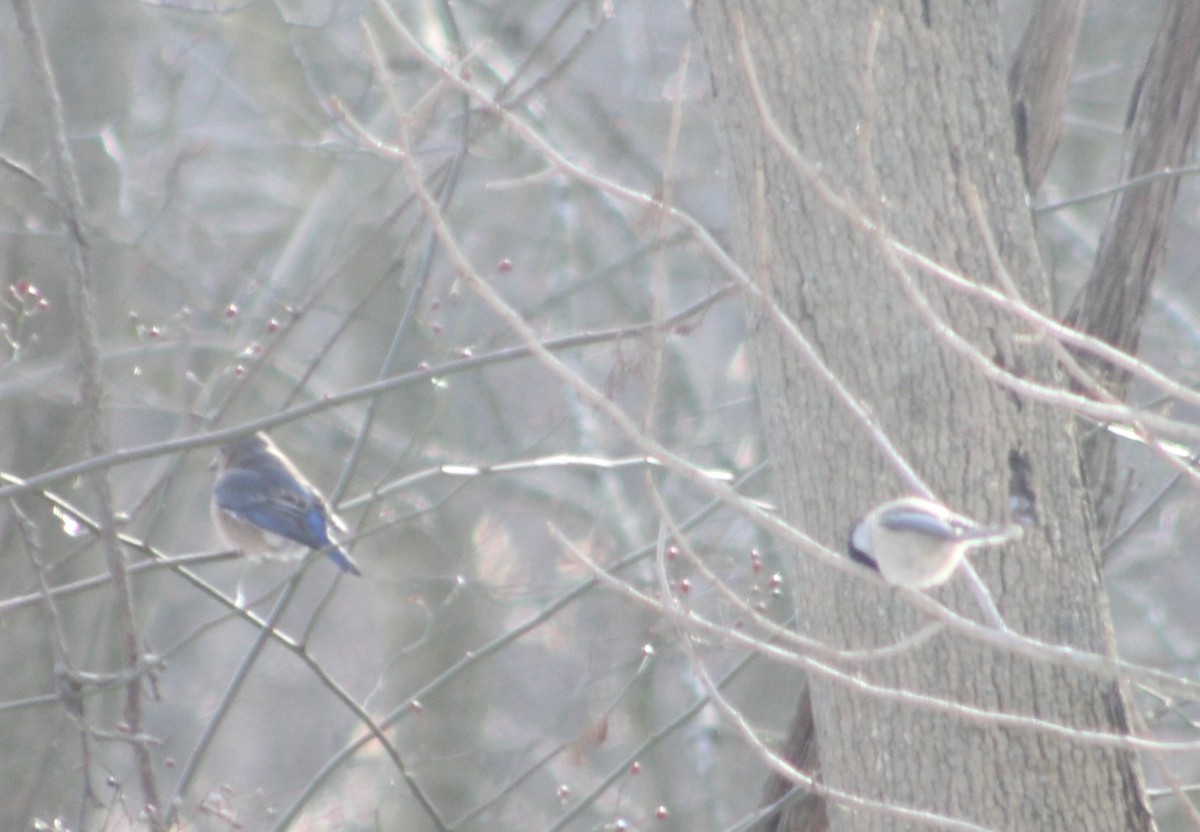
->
[0,0,1196,830]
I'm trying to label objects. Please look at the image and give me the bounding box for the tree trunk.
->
[1068,0,1200,532]
[693,3,1153,829]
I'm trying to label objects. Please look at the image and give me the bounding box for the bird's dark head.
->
[214,432,272,471]
[847,519,879,573]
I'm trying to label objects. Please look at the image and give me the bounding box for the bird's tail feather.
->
[324,545,362,576]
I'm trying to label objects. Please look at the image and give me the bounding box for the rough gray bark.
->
[1008,0,1085,193]
[693,3,1153,830]
[750,684,825,832]
[1070,0,1200,355]
[1067,0,1200,529]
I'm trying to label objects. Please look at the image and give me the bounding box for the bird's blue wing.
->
[214,469,332,550]
[878,506,970,540]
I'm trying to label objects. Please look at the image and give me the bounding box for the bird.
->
[847,496,1019,589]
[210,431,362,575]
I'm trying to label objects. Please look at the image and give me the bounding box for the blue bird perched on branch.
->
[210,432,362,576]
